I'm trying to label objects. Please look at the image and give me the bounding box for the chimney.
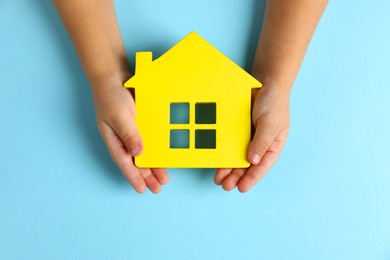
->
[135,52,153,74]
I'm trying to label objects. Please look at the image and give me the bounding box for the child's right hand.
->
[91,71,169,193]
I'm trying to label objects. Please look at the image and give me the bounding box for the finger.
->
[214,168,233,185]
[152,168,169,185]
[247,117,280,165]
[99,122,146,193]
[222,168,247,191]
[139,168,162,194]
[119,161,147,193]
[109,112,143,157]
[238,133,286,193]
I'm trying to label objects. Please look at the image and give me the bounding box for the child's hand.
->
[214,83,290,192]
[53,0,169,194]
[92,72,169,193]
[211,0,328,192]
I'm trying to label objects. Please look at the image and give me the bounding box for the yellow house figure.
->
[124,32,262,168]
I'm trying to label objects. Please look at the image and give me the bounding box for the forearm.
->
[52,0,128,87]
[252,0,328,91]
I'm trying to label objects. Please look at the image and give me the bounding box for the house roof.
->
[124,32,261,91]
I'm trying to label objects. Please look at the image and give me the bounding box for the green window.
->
[169,102,216,149]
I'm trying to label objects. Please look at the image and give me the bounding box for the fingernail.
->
[130,145,140,156]
[251,153,261,164]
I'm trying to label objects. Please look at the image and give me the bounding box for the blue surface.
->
[1,0,390,259]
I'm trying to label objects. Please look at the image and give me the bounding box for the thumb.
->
[247,118,279,165]
[110,112,143,157]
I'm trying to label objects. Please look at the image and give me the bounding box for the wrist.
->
[252,73,292,102]
[89,68,131,94]
[252,71,293,95]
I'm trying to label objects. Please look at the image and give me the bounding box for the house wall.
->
[134,87,251,168]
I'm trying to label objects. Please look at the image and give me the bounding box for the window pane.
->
[170,103,189,124]
[195,130,216,149]
[195,103,216,124]
[170,129,190,148]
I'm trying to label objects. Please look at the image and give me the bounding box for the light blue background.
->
[1,0,389,259]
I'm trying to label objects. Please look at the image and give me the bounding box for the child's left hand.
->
[214,81,290,192]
